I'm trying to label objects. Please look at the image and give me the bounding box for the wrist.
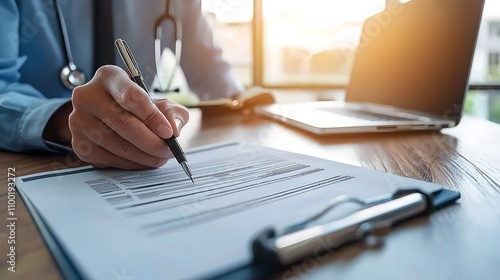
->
[42,102,73,145]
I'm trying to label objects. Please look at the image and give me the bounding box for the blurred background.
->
[174,0,500,123]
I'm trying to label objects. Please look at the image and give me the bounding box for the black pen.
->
[115,38,194,183]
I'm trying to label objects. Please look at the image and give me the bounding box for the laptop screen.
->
[346,0,484,123]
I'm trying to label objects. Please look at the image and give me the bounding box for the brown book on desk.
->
[192,87,275,116]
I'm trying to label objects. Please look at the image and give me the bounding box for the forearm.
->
[0,91,71,152]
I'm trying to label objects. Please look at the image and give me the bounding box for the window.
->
[470,2,500,85]
[489,21,500,39]
[200,0,500,123]
[201,0,253,86]
[202,0,385,88]
[466,0,500,123]
[261,0,385,87]
[490,52,500,79]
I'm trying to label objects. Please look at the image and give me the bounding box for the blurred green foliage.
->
[463,91,475,114]
[490,95,500,123]
[465,90,500,124]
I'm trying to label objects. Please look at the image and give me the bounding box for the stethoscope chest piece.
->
[60,63,86,90]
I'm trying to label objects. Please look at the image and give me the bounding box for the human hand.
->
[68,65,189,169]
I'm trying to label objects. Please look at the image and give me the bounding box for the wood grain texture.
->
[1,111,499,280]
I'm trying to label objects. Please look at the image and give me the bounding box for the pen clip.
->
[277,195,371,236]
[115,39,141,77]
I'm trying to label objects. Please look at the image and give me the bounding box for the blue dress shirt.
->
[0,0,242,152]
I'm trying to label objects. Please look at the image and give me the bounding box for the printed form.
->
[16,142,441,279]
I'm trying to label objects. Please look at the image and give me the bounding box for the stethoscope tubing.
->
[53,0,76,69]
[53,0,181,91]
[154,0,183,93]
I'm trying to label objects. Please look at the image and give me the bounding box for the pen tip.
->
[190,177,194,184]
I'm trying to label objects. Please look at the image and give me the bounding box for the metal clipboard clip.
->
[251,188,447,267]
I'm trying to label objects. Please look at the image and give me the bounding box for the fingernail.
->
[175,118,184,131]
[156,124,172,139]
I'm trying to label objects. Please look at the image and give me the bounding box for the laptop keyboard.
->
[317,107,415,121]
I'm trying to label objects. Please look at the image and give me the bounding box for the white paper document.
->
[16,142,442,279]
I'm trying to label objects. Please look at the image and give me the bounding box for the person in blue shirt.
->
[0,0,243,169]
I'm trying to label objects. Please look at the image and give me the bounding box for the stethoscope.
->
[54,0,182,92]
[54,0,87,90]
[154,0,182,93]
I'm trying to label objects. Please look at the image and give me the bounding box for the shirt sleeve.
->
[0,1,70,153]
[177,0,244,100]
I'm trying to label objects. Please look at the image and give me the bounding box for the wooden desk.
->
[1,111,499,279]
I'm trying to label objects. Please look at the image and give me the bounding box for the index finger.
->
[95,65,174,139]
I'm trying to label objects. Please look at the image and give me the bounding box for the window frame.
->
[248,0,500,91]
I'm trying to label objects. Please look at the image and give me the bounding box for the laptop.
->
[255,0,485,135]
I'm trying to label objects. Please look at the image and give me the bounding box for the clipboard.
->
[20,183,459,280]
[208,187,460,280]
[16,141,460,280]
[17,187,84,280]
